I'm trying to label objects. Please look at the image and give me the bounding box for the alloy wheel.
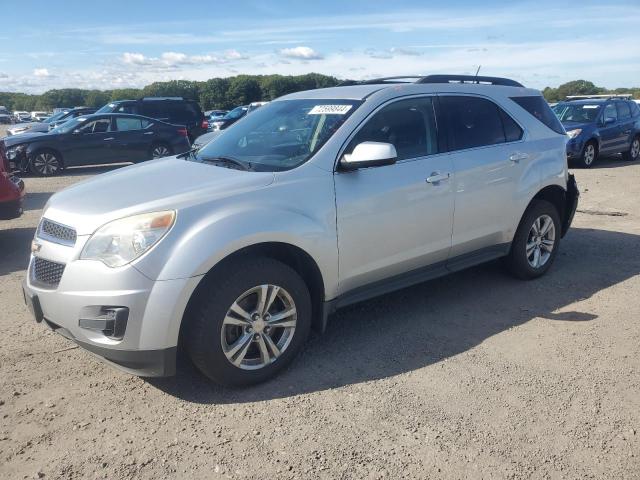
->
[583,144,595,166]
[526,214,556,269]
[32,152,60,176]
[221,284,297,370]
[631,139,640,160]
[152,145,171,158]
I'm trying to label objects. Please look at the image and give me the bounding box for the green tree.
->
[199,78,230,109]
[227,76,262,106]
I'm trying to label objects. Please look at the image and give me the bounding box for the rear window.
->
[511,96,565,134]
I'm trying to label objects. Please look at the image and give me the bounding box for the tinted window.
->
[78,118,111,134]
[552,103,601,123]
[115,104,136,114]
[616,102,631,120]
[512,96,565,134]
[630,101,640,117]
[441,96,505,150]
[347,97,438,160]
[499,109,523,142]
[139,102,167,120]
[603,104,617,122]
[115,117,144,131]
[167,102,198,123]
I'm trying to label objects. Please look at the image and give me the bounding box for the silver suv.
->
[23,75,579,386]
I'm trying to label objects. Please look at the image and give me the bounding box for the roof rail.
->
[417,74,524,87]
[338,74,524,87]
[140,96,184,101]
[565,94,633,100]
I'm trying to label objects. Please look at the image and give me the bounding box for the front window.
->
[224,106,248,120]
[552,103,602,123]
[52,117,111,134]
[194,99,361,171]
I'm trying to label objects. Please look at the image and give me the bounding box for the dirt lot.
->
[1,125,639,479]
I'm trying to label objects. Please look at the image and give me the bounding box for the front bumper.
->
[0,175,25,219]
[23,236,202,377]
[566,138,585,159]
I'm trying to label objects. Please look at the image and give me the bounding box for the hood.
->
[9,121,49,134]
[560,121,591,132]
[2,130,50,146]
[44,156,275,235]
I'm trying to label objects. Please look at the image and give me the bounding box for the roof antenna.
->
[474,65,482,83]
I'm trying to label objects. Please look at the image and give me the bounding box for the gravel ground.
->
[1,123,639,479]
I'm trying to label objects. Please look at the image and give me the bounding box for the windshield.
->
[223,106,248,120]
[95,103,117,114]
[552,103,601,123]
[194,99,361,171]
[50,116,87,134]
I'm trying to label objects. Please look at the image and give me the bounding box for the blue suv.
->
[552,96,640,167]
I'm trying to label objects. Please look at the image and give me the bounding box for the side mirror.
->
[604,117,616,126]
[340,141,397,170]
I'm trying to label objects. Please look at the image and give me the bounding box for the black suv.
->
[96,97,206,141]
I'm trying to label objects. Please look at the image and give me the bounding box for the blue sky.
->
[1,0,639,93]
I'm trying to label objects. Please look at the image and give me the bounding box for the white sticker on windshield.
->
[308,105,352,115]
[583,105,599,109]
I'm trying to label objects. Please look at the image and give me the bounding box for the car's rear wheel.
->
[30,150,62,176]
[622,136,640,162]
[579,141,598,168]
[185,257,312,386]
[504,200,561,280]
[149,143,172,159]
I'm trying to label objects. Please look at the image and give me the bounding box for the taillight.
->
[201,119,209,129]
[177,128,188,137]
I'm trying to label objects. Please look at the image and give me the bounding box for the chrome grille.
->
[39,219,77,245]
[33,258,66,287]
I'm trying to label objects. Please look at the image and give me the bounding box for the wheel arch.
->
[526,182,576,238]
[27,145,65,167]
[179,241,327,346]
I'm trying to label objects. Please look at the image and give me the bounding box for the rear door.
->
[334,96,455,294]
[112,116,153,162]
[439,95,527,258]
[616,101,634,151]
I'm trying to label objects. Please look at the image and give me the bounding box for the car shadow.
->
[572,154,635,169]
[148,226,639,404]
[23,192,54,211]
[0,227,35,276]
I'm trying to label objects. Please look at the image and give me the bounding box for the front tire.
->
[29,150,63,176]
[579,141,598,168]
[185,257,312,386]
[622,136,640,162]
[149,143,172,159]
[505,200,561,280]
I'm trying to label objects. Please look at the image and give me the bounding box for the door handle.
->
[426,172,450,184]
[143,131,154,135]
[509,152,529,163]
[103,137,115,141]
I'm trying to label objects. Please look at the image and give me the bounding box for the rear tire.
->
[622,136,640,162]
[504,200,561,280]
[185,257,312,386]
[579,141,598,168]
[149,143,172,159]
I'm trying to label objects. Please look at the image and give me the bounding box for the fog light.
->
[79,307,128,339]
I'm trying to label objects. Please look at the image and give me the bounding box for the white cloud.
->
[279,46,323,60]
[33,68,50,77]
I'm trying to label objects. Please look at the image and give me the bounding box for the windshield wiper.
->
[200,156,252,171]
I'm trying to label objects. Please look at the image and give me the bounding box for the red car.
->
[0,143,25,219]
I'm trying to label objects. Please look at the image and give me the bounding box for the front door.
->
[64,117,114,166]
[334,96,455,295]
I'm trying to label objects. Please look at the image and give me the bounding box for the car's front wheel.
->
[30,150,63,176]
[185,257,312,386]
[505,200,561,280]
[622,136,640,162]
[579,141,598,168]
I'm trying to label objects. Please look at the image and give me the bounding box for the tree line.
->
[1,76,638,112]
[0,73,340,112]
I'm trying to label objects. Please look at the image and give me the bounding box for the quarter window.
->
[346,97,439,161]
[440,96,506,150]
[512,96,565,134]
[499,109,524,142]
[616,102,631,120]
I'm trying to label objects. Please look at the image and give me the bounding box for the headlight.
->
[81,211,176,267]
[566,129,582,139]
[6,145,26,160]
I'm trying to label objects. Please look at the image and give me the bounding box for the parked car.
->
[0,106,12,124]
[205,110,228,122]
[22,75,578,386]
[2,113,191,176]
[552,95,640,167]
[247,101,268,114]
[0,145,25,219]
[7,107,96,136]
[192,130,222,151]
[31,111,49,122]
[96,97,207,141]
[209,105,248,131]
[13,111,32,123]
